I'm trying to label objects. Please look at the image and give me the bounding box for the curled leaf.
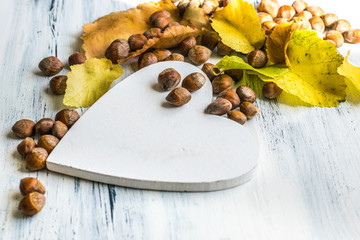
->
[180,6,211,30]
[338,52,360,92]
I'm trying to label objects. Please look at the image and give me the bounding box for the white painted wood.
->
[1,0,360,239]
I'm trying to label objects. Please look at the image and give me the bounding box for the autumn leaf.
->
[180,6,211,30]
[63,58,124,108]
[338,52,360,92]
[266,22,293,65]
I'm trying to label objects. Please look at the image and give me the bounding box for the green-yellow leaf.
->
[338,51,360,92]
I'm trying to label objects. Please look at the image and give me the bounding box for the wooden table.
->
[1,0,360,239]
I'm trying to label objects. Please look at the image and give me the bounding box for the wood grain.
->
[1,0,360,239]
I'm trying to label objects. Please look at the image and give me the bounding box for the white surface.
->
[1,0,360,239]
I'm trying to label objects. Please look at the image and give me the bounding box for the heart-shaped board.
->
[46,61,258,192]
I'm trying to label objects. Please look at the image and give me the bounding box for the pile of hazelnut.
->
[258,0,360,47]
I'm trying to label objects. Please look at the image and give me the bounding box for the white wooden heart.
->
[46,61,258,192]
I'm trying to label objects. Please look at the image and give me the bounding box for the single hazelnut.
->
[201,32,219,50]
[305,6,324,17]
[240,102,260,119]
[236,85,257,103]
[332,19,351,33]
[20,177,46,196]
[219,0,231,8]
[188,45,212,65]
[217,89,240,109]
[293,18,311,30]
[321,13,338,27]
[158,68,181,91]
[258,12,273,24]
[166,22,181,28]
[164,53,185,61]
[105,39,130,64]
[138,52,158,69]
[309,16,325,32]
[178,0,191,16]
[293,10,312,20]
[49,75,67,95]
[166,87,191,106]
[55,108,80,128]
[277,5,296,21]
[292,0,308,13]
[152,49,171,61]
[201,0,219,15]
[143,28,162,39]
[68,52,86,66]
[248,50,268,68]
[52,121,68,139]
[205,98,232,115]
[216,41,233,56]
[227,110,247,125]
[18,192,45,216]
[212,74,234,94]
[25,148,48,171]
[189,0,201,8]
[17,137,36,157]
[182,72,206,92]
[128,34,147,51]
[262,21,277,31]
[180,36,197,56]
[12,119,35,138]
[152,17,170,30]
[324,30,344,48]
[258,0,280,18]
[150,10,171,23]
[273,18,288,24]
[343,29,360,44]
[201,63,218,81]
[37,135,59,154]
[262,82,283,99]
[34,118,55,135]
[38,56,63,76]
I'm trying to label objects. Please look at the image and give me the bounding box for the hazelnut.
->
[321,13,338,27]
[128,34,147,51]
[12,119,35,138]
[273,18,288,24]
[68,52,86,66]
[182,72,206,92]
[143,28,162,39]
[262,82,283,99]
[201,0,219,15]
[17,137,36,157]
[55,108,80,128]
[332,19,351,33]
[293,18,311,30]
[149,10,171,23]
[324,30,344,48]
[212,74,234,94]
[38,135,59,154]
[38,56,63,76]
[152,17,169,30]
[166,87,191,106]
[343,29,360,44]
[105,39,130,64]
[248,50,268,68]
[292,0,307,13]
[188,45,212,65]
[205,98,232,115]
[309,16,325,32]
[217,89,240,109]
[219,0,231,8]
[240,102,260,119]
[34,118,55,135]
[305,6,324,17]
[293,11,312,20]
[25,147,48,171]
[258,12,273,24]
[166,22,181,28]
[18,192,45,216]
[236,85,256,103]
[201,32,219,50]
[262,21,277,31]
[227,110,247,125]
[20,177,46,196]
[164,53,185,61]
[52,121,68,139]
[258,0,280,18]
[180,36,197,56]
[276,5,296,21]
[201,63,218,81]
[158,68,181,91]
[138,52,158,69]
[189,0,201,8]
[216,41,233,56]
[49,75,67,95]
[224,69,244,81]
[178,0,191,16]
[153,49,171,62]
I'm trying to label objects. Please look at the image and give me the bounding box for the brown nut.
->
[293,10,312,20]
[180,36,197,56]
[305,6,324,17]
[55,108,80,128]
[240,102,260,119]
[37,135,59,154]
[277,5,296,21]
[258,0,280,18]
[236,85,256,103]
[309,16,325,32]
[166,87,191,106]
[324,30,344,48]
[212,74,234,94]
[158,68,181,91]
[38,56,63,76]
[143,28,162,39]
[273,18,288,24]
[17,137,36,157]
[343,29,360,44]
[105,39,130,64]
[262,21,277,31]
[188,45,212,65]
[205,98,232,115]
[201,32,219,50]
[292,0,308,13]
[25,147,48,171]
[12,119,35,138]
[189,0,201,8]
[49,75,67,95]
[217,89,240,109]
[227,110,247,125]
[248,50,268,68]
[201,63,218,81]
[332,19,351,33]
[224,69,244,82]
[321,13,338,27]
[150,10,171,23]
[152,17,169,30]
[202,0,219,15]
[52,121,68,139]
[19,192,46,216]
[128,34,147,51]
[219,0,231,8]
[182,72,206,92]
[138,52,158,69]
[216,41,233,56]
[164,53,185,61]
[152,49,171,61]
[20,177,46,196]
[262,82,283,99]
[34,118,55,135]
[258,12,273,24]
[68,52,86,66]
[293,18,311,30]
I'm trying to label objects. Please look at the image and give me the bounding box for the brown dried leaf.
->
[180,6,211,30]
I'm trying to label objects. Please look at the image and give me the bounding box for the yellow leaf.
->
[210,0,265,53]
[180,6,211,30]
[64,59,124,108]
[338,52,360,92]
[266,22,293,65]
